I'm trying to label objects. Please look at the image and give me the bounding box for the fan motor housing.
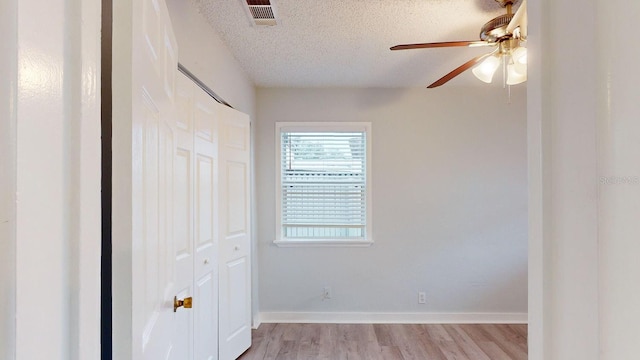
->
[480,14,515,42]
[494,0,520,7]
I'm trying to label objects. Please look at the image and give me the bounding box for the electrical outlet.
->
[418,291,426,304]
[323,286,332,300]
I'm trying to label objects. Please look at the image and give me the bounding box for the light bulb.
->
[472,55,501,83]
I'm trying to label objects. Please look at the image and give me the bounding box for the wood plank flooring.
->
[238,323,527,360]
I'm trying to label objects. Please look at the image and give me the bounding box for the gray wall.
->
[255,86,528,317]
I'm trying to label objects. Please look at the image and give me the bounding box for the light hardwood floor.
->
[237,323,527,360]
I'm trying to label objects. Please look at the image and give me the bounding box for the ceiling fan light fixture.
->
[472,55,501,83]
[390,0,527,89]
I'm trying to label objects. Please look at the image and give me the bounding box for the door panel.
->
[225,123,248,151]
[142,0,161,72]
[194,272,216,359]
[142,91,160,328]
[160,118,174,302]
[174,149,191,257]
[226,258,248,334]
[176,78,192,131]
[162,28,177,100]
[226,162,247,234]
[218,105,251,360]
[195,95,216,142]
[196,155,214,245]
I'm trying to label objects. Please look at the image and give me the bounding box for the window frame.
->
[274,122,373,247]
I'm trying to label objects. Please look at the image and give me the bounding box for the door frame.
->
[0,0,17,358]
[4,0,102,358]
[526,0,544,358]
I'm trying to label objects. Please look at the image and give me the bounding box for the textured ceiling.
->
[194,0,520,88]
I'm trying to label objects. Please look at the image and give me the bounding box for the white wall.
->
[525,0,548,357]
[0,0,17,358]
[596,1,640,358]
[527,0,600,358]
[166,0,255,118]
[529,0,640,359]
[256,86,528,321]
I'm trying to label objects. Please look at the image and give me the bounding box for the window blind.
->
[280,131,367,240]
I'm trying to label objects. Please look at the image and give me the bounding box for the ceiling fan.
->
[391,0,528,88]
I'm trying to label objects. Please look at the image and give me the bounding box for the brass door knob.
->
[173,296,193,312]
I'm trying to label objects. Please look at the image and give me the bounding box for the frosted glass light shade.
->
[512,47,527,65]
[507,62,527,85]
[472,55,501,83]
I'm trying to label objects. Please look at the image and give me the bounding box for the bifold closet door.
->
[175,71,252,360]
[217,104,252,360]
[175,72,220,360]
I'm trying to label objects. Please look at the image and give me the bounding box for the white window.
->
[275,122,372,246]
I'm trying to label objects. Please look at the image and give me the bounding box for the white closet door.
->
[127,0,183,357]
[217,105,252,360]
[192,81,220,360]
[175,72,220,360]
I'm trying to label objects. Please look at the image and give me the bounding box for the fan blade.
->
[390,41,488,50]
[507,0,527,38]
[427,53,492,88]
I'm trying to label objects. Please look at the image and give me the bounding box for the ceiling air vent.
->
[244,0,277,26]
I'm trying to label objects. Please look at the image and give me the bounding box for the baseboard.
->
[257,312,527,325]
[252,315,262,330]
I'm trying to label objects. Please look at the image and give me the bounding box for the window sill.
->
[273,239,373,248]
